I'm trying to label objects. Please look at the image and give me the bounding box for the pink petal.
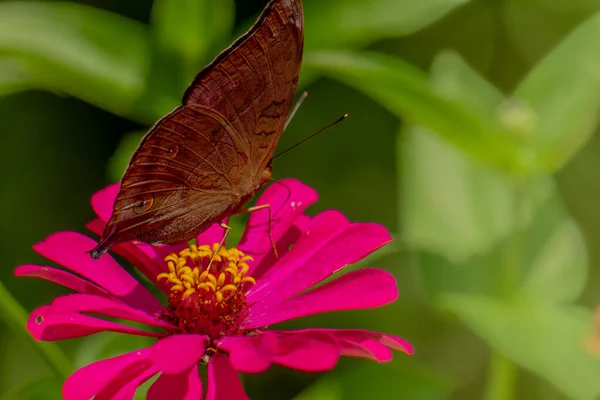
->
[150,334,207,374]
[28,306,164,341]
[196,220,228,247]
[109,241,172,294]
[63,348,153,400]
[86,218,104,236]
[50,294,170,329]
[91,183,119,222]
[299,329,413,358]
[15,265,107,296]
[95,365,156,400]
[247,210,349,304]
[247,268,398,328]
[219,333,278,373]
[33,231,163,314]
[88,218,172,294]
[206,353,248,400]
[249,219,392,310]
[339,340,393,362]
[273,331,340,372]
[247,214,314,281]
[239,178,318,272]
[148,365,203,400]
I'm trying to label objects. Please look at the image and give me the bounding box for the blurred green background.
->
[2,0,600,398]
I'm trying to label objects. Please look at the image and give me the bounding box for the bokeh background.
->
[2,0,600,398]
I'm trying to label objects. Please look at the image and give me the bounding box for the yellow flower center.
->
[157,243,256,337]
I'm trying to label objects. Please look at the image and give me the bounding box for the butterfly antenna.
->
[273,114,348,160]
[285,91,308,130]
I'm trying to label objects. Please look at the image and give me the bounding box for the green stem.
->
[0,280,72,378]
[485,352,518,400]
[485,178,526,400]
[501,179,525,297]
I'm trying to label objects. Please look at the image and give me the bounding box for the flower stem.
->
[485,178,525,400]
[484,351,517,400]
[0,280,72,378]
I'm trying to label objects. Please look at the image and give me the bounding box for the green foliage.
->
[440,297,600,400]
[294,361,453,400]
[305,50,520,172]
[150,0,234,79]
[0,2,148,119]
[303,0,472,50]
[2,0,600,399]
[513,10,600,174]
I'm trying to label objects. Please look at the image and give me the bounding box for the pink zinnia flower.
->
[17,178,413,399]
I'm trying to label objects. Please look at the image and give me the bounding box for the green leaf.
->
[0,280,72,378]
[0,2,148,118]
[514,10,600,173]
[304,0,472,50]
[403,50,588,302]
[294,361,453,400]
[430,50,504,122]
[518,219,587,304]
[402,125,551,263]
[0,377,63,400]
[0,58,43,97]
[440,294,600,400]
[305,50,519,171]
[416,172,587,303]
[150,0,234,78]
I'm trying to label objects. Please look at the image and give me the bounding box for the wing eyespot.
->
[133,194,154,214]
[165,143,179,159]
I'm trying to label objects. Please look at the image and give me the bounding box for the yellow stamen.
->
[157,243,256,303]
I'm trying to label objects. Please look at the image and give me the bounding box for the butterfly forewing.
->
[91,0,304,258]
[183,0,304,175]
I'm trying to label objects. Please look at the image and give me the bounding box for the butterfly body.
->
[91,0,303,259]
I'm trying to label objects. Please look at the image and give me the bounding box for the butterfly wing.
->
[91,0,304,258]
[183,0,304,176]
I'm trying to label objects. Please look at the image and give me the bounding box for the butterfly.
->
[91,0,304,259]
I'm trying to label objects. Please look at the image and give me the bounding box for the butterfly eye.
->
[133,194,154,214]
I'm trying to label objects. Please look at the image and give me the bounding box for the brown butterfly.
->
[91,0,304,259]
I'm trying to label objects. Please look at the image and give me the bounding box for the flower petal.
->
[219,332,278,373]
[50,294,170,329]
[150,334,207,374]
[63,348,153,400]
[91,218,175,294]
[109,241,174,294]
[249,218,392,309]
[86,218,105,236]
[273,331,340,372]
[95,365,156,400]
[239,178,318,272]
[196,219,228,247]
[294,329,413,359]
[91,183,119,222]
[15,265,107,296]
[339,340,393,362]
[148,365,203,400]
[247,214,313,281]
[28,306,163,341]
[247,268,398,328]
[247,210,349,304]
[206,353,248,400]
[33,231,163,314]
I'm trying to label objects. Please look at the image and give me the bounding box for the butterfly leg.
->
[242,204,279,260]
[207,222,232,271]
